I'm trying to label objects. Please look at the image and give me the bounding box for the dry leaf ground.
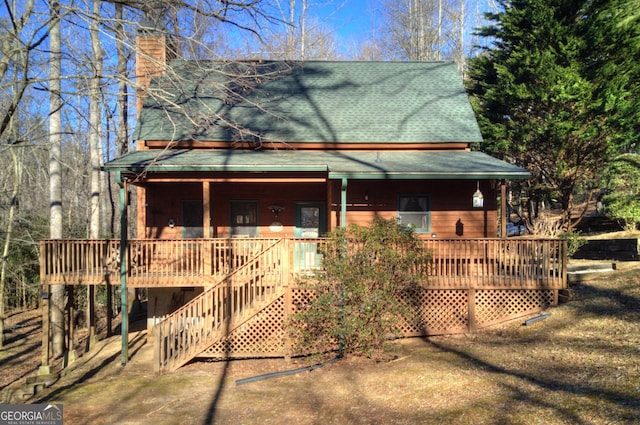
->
[2,261,640,425]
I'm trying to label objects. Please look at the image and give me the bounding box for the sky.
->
[297,0,496,56]
[320,0,384,38]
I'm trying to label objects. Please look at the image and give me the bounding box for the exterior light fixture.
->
[268,204,285,218]
[268,204,285,233]
[472,181,484,208]
[168,218,175,228]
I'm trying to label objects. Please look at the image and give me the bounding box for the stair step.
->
[1,373,60,403]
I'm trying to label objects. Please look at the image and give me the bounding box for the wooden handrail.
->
[39,237,566,289]
[153,239,286,372]
[422,238,566,289]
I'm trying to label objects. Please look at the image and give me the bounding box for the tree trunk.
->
[49,0,65,359]
[86,0,104,350]
[0,147,21,347]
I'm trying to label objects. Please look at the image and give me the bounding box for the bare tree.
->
[259,17,339,59]
[378,0,481,67]
[0,0,58,348]
[381,0,441,60]
[1,0,284,355]
[0,138,21,348]
[81,0,105,349]
[49,0,66,360]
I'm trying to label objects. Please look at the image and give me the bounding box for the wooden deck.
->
[39,237,567,372]
[39,237,567,290]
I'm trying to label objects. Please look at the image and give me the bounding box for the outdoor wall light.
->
[168,218,175,228]
[268,204,285,218]
[472,181,484,208]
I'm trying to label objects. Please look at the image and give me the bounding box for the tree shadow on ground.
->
[34,328,147,403]
[426,337,640,423]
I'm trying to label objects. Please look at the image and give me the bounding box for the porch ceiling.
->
[103,149,530,180]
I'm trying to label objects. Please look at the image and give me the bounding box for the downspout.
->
[340,178,347,229]
[117,172,129,365]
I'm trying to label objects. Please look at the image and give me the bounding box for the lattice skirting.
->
[201,288,557,359]
[474,288,556,328]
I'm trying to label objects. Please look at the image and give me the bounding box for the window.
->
[398,195,430,233]
[182,200,204,238]
[230,200,258,237]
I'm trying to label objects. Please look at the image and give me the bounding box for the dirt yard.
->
[2,262,640,425]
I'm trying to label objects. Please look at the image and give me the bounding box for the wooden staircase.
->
[153,239,286,372]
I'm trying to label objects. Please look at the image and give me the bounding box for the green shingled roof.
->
[133,61,484,145]
[104,150,530,180]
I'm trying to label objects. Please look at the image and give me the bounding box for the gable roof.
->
[133,61,483,145]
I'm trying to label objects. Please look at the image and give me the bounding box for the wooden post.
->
[39,285,51,375]
[65,286,78,367]
[326,178,332,233]
[501,180,507,239]
[203,181,212,278]
[203,181,211,238]
[340,178,347,229]
[153,325,161,373]
[86,284,97,350]
[106,279,113,337]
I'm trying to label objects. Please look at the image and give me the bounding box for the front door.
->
[182,200,204,238]
[293,203,326,272]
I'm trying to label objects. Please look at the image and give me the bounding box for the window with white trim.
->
[397,195,430,233]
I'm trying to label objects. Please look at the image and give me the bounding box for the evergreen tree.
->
[601,153,640,231]
[467,0,615,229]
[580,0,640,153]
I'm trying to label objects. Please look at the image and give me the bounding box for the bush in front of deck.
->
[288,216,431,359]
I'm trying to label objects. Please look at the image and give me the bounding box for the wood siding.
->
[138,179,498,239]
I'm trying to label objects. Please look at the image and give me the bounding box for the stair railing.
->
[153,238,286,372]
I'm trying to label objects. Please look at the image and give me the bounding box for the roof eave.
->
[328,171,531,180]
[103,164,329,173]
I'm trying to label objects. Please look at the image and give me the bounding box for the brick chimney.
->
[135,19,175,120]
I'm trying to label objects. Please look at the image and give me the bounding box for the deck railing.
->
[422,238,566,289]
[38,237,567,372]
[39,237,567,289]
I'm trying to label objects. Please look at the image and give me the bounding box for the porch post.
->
[340,178,347,229]
[501,180,507,239]
[326,179,333,232]
[118,174,129,366]
[203,181,212,277]
[203,181,211,238]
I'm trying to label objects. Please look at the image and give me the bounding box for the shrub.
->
[601,153,640,231]
[288,216,431,359]
[559,231,587,257]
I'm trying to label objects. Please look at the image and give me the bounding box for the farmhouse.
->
[39,25,567,372]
